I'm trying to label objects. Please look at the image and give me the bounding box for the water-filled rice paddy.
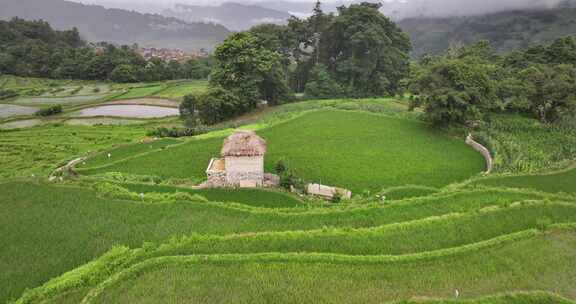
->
[104,98,179,107]
[13,94,111,105]
[71,105,179,118]
[0,104,37,118]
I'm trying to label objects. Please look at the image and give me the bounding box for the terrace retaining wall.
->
[466,133,493,175]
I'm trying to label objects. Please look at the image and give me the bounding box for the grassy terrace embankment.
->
[472,168,576,195]
[2,92,576,304]
[80,110,485,192]
[90,229,576,304]
[1,180,574,303]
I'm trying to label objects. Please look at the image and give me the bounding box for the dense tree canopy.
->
[410,38,576,126]
[0,18,213,82]
[211,32,290,107]
[319,3,412,97]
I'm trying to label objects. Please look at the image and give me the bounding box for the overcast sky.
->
[72,0,565,18]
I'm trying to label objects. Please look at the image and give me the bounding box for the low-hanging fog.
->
[72,0,568,19]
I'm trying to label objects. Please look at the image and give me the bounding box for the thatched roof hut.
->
[221,130,267,157]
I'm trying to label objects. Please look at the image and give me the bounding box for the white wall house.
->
[205,130,267,188]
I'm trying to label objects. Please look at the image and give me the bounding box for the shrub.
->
[179,88,246,126]
[110,64,139,83]
[304,65,344,99]
[147,126,210,138]
[274,160,287,174]
[35,105,63,117]
[0,89,18,100]
[331,192,342,203]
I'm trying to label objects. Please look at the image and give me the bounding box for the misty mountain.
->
[398,3,576,57]
[163,2,291,30]
[0,0,230,51]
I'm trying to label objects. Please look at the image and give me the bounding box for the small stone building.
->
[306,183,352,200]
[206,130,268,188]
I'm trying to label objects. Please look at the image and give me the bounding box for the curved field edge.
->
[13,222,576,304]
[83,226,576,303]
[4,180,575,303]
[466,166,576,195]
[79,109,485,192]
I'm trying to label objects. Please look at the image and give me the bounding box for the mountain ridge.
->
[0,0,231,51]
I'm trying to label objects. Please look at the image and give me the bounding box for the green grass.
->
[93,230,576,304]
[80,136,222,182]
[117,85,165,99]
[153,80,209,100]
[383,186,440,200]
[0,124,145,178]
[71,202,576,257]
[473,168,576,195]
[79,138,181,169]
[0,181,569,303]
[83,110,485,192]
[2,89,576,304]
[122,183,304,208]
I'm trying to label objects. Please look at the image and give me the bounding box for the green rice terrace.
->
[1,78,576,304]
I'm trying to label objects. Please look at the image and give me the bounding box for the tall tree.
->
[211,32,290,106]
[319,3,411,97]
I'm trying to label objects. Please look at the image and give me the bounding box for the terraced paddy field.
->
[2,92,576,304]
[3,179,575,303]
[81,110,485,192]
[153,80,209,100]
[91,228,576,304]
[473,168,576,195]
[115,85,165,100]
[0,124,146,178]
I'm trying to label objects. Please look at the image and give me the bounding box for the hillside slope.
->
[399,6,576,57]
[163,2,291,31]
[0,0,230,50]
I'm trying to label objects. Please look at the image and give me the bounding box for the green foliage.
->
[35,105,62,117]
[319,3,411,97]
[110,64,139,83]
[211,32,290,106]
[410,42,497,126]
[515,64,576,123]
[410,38,576,125]
[304,64,343,99]
[274,160,287,175]
[474,114,576,173]
[197,86,245,125]
[0,18,212,83]
[146,126,209,138]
